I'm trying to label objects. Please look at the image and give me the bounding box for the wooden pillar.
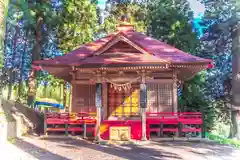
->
[69,84,73,113]
[102,82,108,120]
[172,71,178,113]
[140,71,147,141]
[69,68,76,113]
[95,72,102,142]
[63,81,68,112]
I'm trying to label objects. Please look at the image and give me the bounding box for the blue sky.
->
[188,0,206,18]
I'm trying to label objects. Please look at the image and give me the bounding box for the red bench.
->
[45,112,96,137]
[146,112,203,138]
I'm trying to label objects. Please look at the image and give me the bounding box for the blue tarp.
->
[34,101,64,109]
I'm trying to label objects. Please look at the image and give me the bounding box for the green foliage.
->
[102,2,148,33]
[147,0,199,53]
[179,72,215,131]
[12,0,61,33]
[201,0,240,137]
[209,133,240,149]
[146,0,213,130]
[0,0,9,68]
[56,0,98,53]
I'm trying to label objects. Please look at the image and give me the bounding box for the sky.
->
[188,0,206,18]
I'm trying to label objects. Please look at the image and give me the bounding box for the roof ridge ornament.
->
[116,15,134,32]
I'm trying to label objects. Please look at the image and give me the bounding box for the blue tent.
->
[34,101,64,109]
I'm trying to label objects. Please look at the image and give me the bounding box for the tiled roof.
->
[33,34,115,66]
[33,25,211,67]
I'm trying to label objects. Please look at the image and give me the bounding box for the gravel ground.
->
[0,136,240,160]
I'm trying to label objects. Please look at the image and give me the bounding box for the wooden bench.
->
[146,112,203,138]
[45,112,96,137]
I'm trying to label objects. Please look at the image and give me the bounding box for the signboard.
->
[140,83,147,108]
[110,126,130,141]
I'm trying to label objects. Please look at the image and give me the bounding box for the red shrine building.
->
[34,21,212,141]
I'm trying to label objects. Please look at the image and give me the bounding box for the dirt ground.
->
[0,136,240,160]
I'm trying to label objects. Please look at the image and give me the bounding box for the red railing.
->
[146,112,203,137]
[45,112,204,139]
[45,112,96,138]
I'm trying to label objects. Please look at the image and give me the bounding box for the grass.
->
[208,133,240,149]
[8,137,16,144]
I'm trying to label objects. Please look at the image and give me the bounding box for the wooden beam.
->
[146,79,174,84]
[151,71,173,78]
[71,80,93,84]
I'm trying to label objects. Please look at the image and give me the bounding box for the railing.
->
[45,112,204,139]
[146,112,203,138]
[45,112,96,138]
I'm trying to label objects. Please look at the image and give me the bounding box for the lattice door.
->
[108,83,140,117]
[147,83,173,112]
[73,84,96,113]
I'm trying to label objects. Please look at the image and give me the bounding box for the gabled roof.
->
[33,25,211,67]
[33,23,212,81]
[33,33,116,66]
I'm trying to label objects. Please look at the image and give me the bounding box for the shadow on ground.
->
[14,138,70,160]
[39,136,182,160]
[13,136,239,160]
[152,140,239,157]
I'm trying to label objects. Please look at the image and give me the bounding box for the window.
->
[147,83,173,113]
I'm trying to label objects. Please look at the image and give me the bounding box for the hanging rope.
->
[103,76,141,92]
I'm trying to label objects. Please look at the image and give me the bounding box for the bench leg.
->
[178,122,182,137]
[160,122,163,137]
[201,124,205,138]
[83,123,87,139]
[65,124,68,136]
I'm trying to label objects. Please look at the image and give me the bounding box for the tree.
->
[0,0,9,98]
[201,0,240,138]
[55,0,98,53]
[12,0,61,106]
[147,0,198,53]
[102,1,147,34]
[0,0,9,68]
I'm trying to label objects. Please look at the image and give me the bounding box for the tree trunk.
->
[0,1,9,100]
[17,30,28,101]
[229,105,240,139]
[8,25,19,100]
[0,0,9,68]
[231,25,240,139]
[27,16,43,107]
[7,69,12,100]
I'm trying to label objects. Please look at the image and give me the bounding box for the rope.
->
[103,76,141,91]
